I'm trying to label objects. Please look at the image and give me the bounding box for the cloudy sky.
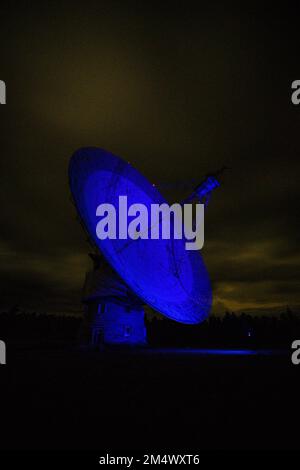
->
[0,2,299,315]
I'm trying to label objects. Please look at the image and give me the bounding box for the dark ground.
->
[0,345,299,450]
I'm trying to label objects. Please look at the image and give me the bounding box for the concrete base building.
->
[81,254,147,347]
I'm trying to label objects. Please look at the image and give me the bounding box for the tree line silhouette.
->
[0,305,299,348]
[147,308,300,348]
[0,306,81,344]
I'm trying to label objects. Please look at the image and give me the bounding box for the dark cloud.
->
[0,2,299,314]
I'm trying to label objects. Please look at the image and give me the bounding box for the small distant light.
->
[152,183,156,187]
[248,331,251,337]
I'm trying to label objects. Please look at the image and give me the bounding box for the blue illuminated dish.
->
[69,147,212,324]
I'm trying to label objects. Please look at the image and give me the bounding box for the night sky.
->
[0,2,299,316]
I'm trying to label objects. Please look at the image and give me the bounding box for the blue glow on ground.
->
[136,348,286,356]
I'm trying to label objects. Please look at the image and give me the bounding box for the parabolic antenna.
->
[69,147,212,326]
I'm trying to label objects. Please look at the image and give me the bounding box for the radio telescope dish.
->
[69,147,212,327]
